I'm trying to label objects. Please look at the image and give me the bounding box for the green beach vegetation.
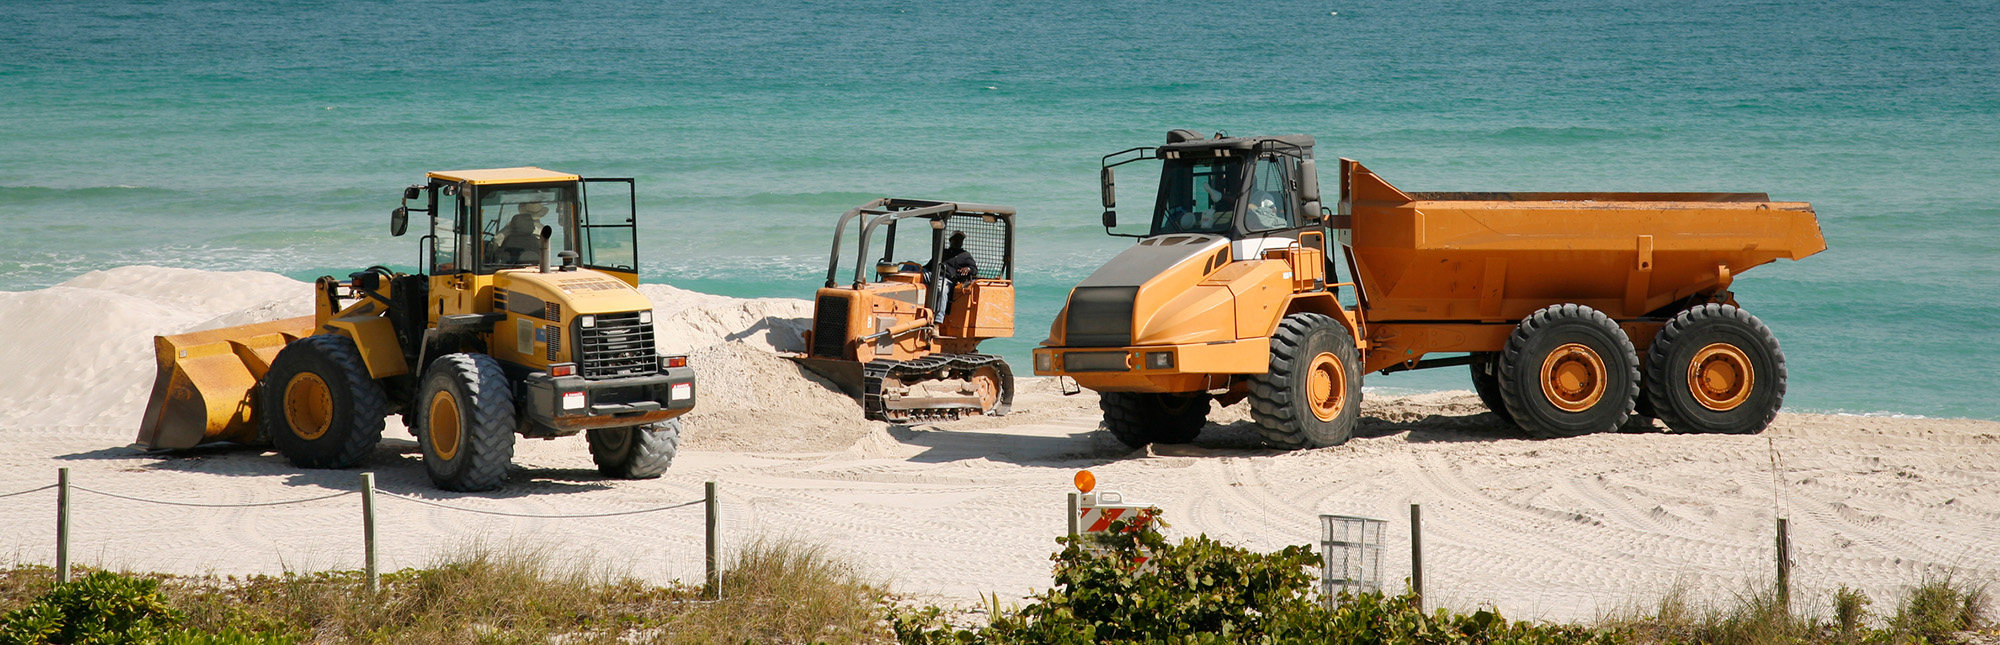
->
[0,518,1988,644]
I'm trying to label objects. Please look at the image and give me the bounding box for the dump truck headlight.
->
[579,315,596,328]
[1145,351,1174,370]
[1035,352,1052,372]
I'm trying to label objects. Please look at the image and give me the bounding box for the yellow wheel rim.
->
[1688,343,1754,411]
[1305,351,1348,422]
[428,390,462,461]
[283,373,333,441]
[1540,343,1606,413]
[971,366,1002,413]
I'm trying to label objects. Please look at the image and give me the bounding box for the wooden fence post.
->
[56,468,71,584]
[361,472,378,594]
[1776,516,1791,607]
[705,481,721,599]
[1067,492,1080,536]
[1410,503,1424,611]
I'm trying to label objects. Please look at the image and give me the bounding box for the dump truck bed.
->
[1342,160,1825,323]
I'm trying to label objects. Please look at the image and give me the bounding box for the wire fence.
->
[3,468,724,595]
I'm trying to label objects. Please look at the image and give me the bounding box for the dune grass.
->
[0,539,888,644]
[1606,574,1991,645]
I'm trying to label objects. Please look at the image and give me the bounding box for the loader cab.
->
[399,167,640,286]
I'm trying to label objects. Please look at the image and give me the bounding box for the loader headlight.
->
[639,310,652,324]
[579,315,596,329]
[1035,352,1052,372]
[1145,351,1174,370]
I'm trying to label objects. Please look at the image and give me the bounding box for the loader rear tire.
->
[263,335,387,469]
[416,353,515,492]
[1644,304,1785,435]
[1101,392,1209,447]
[1252,313,1363,449]
[1498,304,1639,438]
[1469,352,1514,424]
[589,419,681,479]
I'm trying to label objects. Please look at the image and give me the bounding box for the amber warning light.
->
[1074,470,1096,494]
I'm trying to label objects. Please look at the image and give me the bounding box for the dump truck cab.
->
[139,167,695,492]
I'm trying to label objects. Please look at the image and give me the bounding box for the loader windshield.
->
[1152,158,1244,236]
[477,185,576,271]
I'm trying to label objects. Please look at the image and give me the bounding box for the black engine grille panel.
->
[1063,286,1138,347]
[812,295,850,358]
[577,311,656,379]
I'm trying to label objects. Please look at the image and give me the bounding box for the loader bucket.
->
[136,316,316,450]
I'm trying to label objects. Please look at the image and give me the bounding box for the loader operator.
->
[497,201,549,265]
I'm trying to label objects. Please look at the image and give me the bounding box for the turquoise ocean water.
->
[3,0,1995,418]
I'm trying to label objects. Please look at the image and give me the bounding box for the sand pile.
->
[0,266,309,429]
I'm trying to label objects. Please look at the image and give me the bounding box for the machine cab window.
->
[1151,158,1244,236]
[476,185,575,272]
[1244,156,1296,232]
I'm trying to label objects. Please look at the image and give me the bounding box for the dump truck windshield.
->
[1152,159,1243,236]
[478,185,575,271]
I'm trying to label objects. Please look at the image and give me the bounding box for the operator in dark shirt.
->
[931,231,979,319]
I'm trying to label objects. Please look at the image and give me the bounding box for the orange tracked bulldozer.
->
[792,198,1017,422]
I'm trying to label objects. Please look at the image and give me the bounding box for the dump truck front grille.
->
[1063,286,1137,347]
[812,295,849,358]
[576,311,656,379]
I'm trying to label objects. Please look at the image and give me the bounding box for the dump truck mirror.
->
[403,185,422,201]
[1302,201,1322,223]
[1101,210,1117,229]
[1100,167,1115,209]
[1299,160,1320,203]
[390,207,409,236]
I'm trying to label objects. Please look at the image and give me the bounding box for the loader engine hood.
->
[1056,234,1238,347]
[493,268,656,374]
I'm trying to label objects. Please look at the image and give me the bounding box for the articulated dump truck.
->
[136,168,697,491]
[1035,130,1825,447]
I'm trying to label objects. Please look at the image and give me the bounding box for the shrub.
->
[0,571,289,645]
[892,509,1615,645]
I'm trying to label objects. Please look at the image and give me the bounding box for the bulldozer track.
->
[861,354,1014,423]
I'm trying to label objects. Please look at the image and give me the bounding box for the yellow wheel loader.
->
[791,198,1017,422]
[136,167,698,491]
[1035,131,1823,448]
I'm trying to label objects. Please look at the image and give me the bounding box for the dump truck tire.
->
[1498,304,1639,438]
[1469,352,1514,424]
[262,334,387,469]
[1644,304,1785,435]
[416,353,515,492]
[589,419,681,479]
[1101,392,1209,447]
[1252,313,1362,449]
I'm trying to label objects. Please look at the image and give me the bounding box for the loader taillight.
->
[662,355,688,369]
[548,363,577,377]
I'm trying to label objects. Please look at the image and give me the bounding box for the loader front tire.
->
[416,353,516,492]
[589,419,682,479]
[1252,313,1362,449]
[1101,392,1209,447]
[1498,304,1639,438]
[1469,352,1514,424]
[263,334,387,469]
[1644,304,1785,435]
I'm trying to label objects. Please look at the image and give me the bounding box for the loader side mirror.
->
[1101,210,1117,229]
[403,185,422,201]
[1298,159,1320,203]
[390,207,409,236]
[1100,167,1115,209]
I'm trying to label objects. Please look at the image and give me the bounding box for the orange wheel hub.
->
[428,390,462,461]
[1539,343,1606,412]
[1305,351,1348,422]
[1687,343,1754,411]
[283,373,333,441]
